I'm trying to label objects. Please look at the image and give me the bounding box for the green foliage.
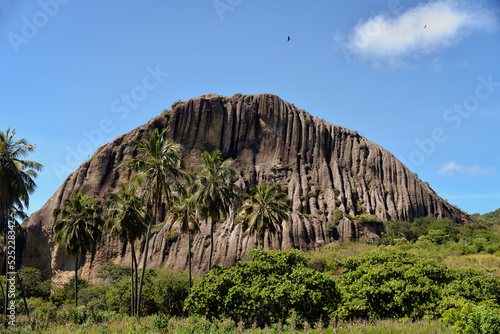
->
[18,267,51,299]
[237,183,290,245]
[333,250,452,320]
[233,93,242,97]
[384,217,459,244]
[356,214,382,225]
[446,268,500,306]
[186,248,340,327]
[479,208,500,225]
[304,116,311,126]
[150,268,189,316]
[442,303,500,334]
[333,209,343,225]
[97,262,131,282]
[307,189,318,198]
[49,275,90,307]
[101,267,188,317]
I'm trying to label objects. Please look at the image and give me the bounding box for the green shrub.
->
[307,189,318,198]
[97,262,130,282]
[333,209,343,225]
[32,301,57,322]
[333,250,452,320]
[150,268,189,317]
[357,214,382,225]
[49,275,90,307]
[151,313,172,332]
[305,116,311,126]
[185,248,340,327]
[442,303,500,334]
[18,267,51,299]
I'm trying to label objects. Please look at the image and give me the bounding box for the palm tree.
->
[120,128,187,316]
[105,180,148,316]
[0,128,42,317]
[52,192,104,307]
[169,185,200,296]
[193,150,239,270]
[0,128,43,225]
[237,183,290,248]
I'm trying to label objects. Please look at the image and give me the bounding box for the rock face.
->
[22,93,467,281]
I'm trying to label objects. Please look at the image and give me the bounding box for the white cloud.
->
[339,0,497,64]
[438,161,496,176]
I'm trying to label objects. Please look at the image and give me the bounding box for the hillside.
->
[21,93,468,281]
[481,208,500,224]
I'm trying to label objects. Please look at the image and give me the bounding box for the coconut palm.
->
[0,128,43,225]
[120,128,187,316]
[169,185,200,296]
[193,150,239,270]
[52,192,104,307]
[0,128,42,317]
[105,179,148,316]
[237,183,290,247]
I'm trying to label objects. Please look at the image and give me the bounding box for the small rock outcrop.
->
[22,93,467,281]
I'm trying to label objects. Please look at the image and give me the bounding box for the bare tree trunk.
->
[16,272,29,317]
[136,195,159,316]
[208,218,214,270]
[133,248,138,317]
[188,231,192,296]
[75,254,78,308]
[130,242,135,316]
[2,204,7,319]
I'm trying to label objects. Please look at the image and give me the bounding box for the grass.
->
[5,316,452,333]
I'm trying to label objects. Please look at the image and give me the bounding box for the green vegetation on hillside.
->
[475,208,500,225]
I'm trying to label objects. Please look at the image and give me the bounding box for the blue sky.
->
[1,0,499,216]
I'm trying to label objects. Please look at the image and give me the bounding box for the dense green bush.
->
[49,275,90,307]
[333,250,452,320]
[442,302,500,334]
[18,267,52,299]
[446,268,500,306]
[185,248,340,327]
[97,262,131,281]
[103,266,189,317]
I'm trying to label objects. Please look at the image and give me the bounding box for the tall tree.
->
[105,180,148,316]
[0,128,42,317]
[169,185,200,296]
[0,128,43,224]
[52,192,104,307]
[237,183,290,248]
[193,150,239,270]
[121,128,187,316]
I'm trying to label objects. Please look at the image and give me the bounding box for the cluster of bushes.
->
[3,215,500,333]
[185,248,340,327]
[383,216,500,255]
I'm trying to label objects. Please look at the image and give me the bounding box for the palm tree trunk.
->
[130,241,138,316]
[132,248,138,317]
[75,254,78,308]
[188,231,192,296]
[130,243,135,316]
[209,218,214,270]
[16,272,29,317]
[136,195,159,316]
[2,205,9,319]
[2,204,8,318]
